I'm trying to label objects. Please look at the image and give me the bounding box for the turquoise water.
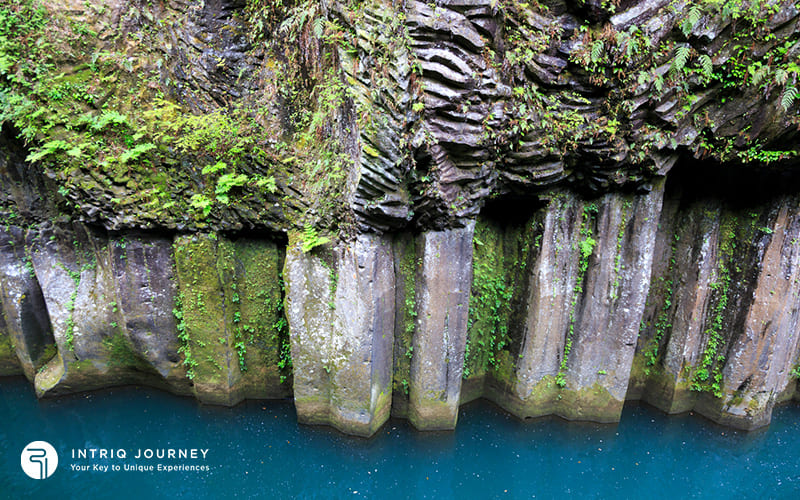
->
[1,377,798,499]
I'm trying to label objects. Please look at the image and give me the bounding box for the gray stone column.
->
[408,222,475,431]
[285,233,395,437]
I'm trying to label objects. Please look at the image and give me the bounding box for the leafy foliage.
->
[698,54,713,78]
[215,173,249,205]
[781,85,797,112]
[26,139,69,163]
[300,224,330,253]
[119,142,156,164]
[680,5,703,37]
[670,45,691,76]
[591,40,604,64]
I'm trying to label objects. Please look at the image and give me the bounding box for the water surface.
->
[1,377,798,499]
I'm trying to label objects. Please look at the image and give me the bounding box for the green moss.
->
[37,343,57,367]
[172,291,194,379]
[610,199,632,300]
[408,397,459,431]
[464,219,513,380]
[642,233,680,375]
[174,234,290,397]
[556,202,598,388]
[464,216,540,386]
[392,235,416,397]
[234,238,291,387]
[174,235,228,385]
[690,211,739,397]
[0,331,14,359]
[54,249,84,353]
[102,332,150,372]
[34,350,65,396]
[488,375,623,423]
[0,330,21,374]
[1,0,292,228]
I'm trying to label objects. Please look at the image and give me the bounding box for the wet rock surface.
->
[1,0,799,437]
[284,234,395,436]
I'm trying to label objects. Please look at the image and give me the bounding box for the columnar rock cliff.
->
[1,0,800,436]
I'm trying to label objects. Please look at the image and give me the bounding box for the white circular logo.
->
[21,441,58,479]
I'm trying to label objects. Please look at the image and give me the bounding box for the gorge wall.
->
[1,0,800,437]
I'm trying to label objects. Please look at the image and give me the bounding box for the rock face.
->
[1,0,800,437]
[284,234,395,437]
[2,178,800,435]
[174,234,290,405]
[0,226,53,378]
[629,170,800,429]
[408,224,475,430]
[457,186,663,423]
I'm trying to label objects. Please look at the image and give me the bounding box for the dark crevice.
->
[666,154,800,207]
[479,196,547,228]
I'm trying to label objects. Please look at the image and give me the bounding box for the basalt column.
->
[632,192,800,430]
[173,234,289,405]
[285,233,395,437]
[487,186,664,422]
[0,226,53,378]
[408,222,475,431]
[30,223,189,398]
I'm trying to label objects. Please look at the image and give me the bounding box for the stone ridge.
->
[2,175,800,436]
[338,0,800,231]
[1,0,798,233]
[1,0,800,437]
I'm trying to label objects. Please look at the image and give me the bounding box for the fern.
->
[750,63,769,86]
[215,173,248,204]
[313,17,325,39]
[301,224,330,253]
[254,175,277,193]
[671,45,691,76]
[625,37,640,61]
[591,40,604,64]
[681,5,703,37]
[781,85,798,112]
[698,54,713,78]
[190,194,213,217]
[654,74,664,93]
[201,161,227,175]
[26,139,70,162]
[88,110,128,132]
[119,142,156,163]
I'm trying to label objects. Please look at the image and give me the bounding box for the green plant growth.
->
[642,233,680,376]
[173,292,196,379]
[689,211,757,397]
[464,228,514,378]
[392,237,416,396]
[464,217,537,382]
[1,0,289,228]
[53,260,82,352]
[610,200,632,300]
[556,202,598,388]
[272,274,293,385]
[301,224,330,253]
[103,332,150,371]
[227,238,293,385]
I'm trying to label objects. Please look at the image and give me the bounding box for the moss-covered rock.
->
[173,233,290,405]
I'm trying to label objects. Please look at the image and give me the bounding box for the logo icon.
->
[21,441,58,479]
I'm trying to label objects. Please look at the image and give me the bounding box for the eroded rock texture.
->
[1,0,800,436]
[629,167,800,429]
[284,234,395,436]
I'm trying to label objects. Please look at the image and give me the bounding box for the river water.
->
[1,377,798,498]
